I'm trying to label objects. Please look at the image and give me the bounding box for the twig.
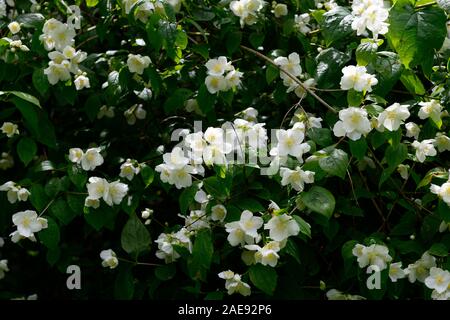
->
[240,45,337,114]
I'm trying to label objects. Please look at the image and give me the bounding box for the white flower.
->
[205,75,227,94]
[1,122,19,138]
[351,0,389,37]
[352,243,392,271]
[274,52,302,79]
[0,182,30,204]
[224,69,243,89]
[156,228,192,263]
[280,167,315,192]
[397,164,409,180]
[389,262,407,282]
[7,21,20,34]
[377,103,410,131]
[333,107,372,140]
[230,0,264,27]
[181,210,210,231]
[84,196,100,209]
[430,181,450,205]
[218,271,251,296]
[434,133,450,152]
[411,139,436,163]
[340,65,378,92]
[405,122,420,139]
[141,208,153,219]
[100,249,119,269]
[425,267,450,294]
[81,147,104,171]
[12,210,48,239]
[439,221,450,233]
[0,260,9,280]
[74,74,90,90]
[205,56,232,76]
[44,61,71,85]
[127,54,151,75]
[270,124,310,159]
[245,241,281,267]
[294,13,311,34]
[225,210,263,246]
[406,252,436,283]
[273,3,288,18]
[119,159,140,181]
[68,148,83,164]
[240,107,258,122]
[264,214,300,241]
[418,100,443,124]
[86,177,109,201]
[211,204,227,222]
[104,181,128,206]
[97,105,115,119]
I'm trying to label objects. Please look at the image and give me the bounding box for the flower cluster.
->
[41,17,89,89]
[69,147,104,171]
[85,177,129,208]
[218,270,251,296]
[0,181,30,204]
[230,0,265,28]
[10,210,48,243]
[204,56,243,94]
[352,243,392,271]
[340,65,378,92]
[155,228,193,263]
[351,0,390,38]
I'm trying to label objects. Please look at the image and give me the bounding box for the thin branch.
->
[240,45,337,114]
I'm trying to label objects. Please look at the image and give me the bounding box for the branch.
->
[240,45,337,114]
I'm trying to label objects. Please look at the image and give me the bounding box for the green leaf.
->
[155,264,176,281]
[347,89,364,107]
[373,51,404,97]
[203,176,229,201]
[379,166,396,188]
[188,229,214,281]
[349,137,367,161]
[429,243,448,257]
[400,69,426,95]
[249,264,278,296]
[121,214,151,257]
[30,184,49,212]
[179,184,198,215]
[197,84,216,117]
[114,267,135,300]
[356,41,378,66]
[16,13,45,28]
[38,217,60,249]
[17,137,37,166]
[387,0,447,69]
[86,0,99,7]
[0,91,41,108]
[12,97,56,148]
[298,186,336,219]
[307,128,332,147]
[163,88,192,114]
[84,205,118,231]
[284,238,301,264]
[438,200,450,223]
[321,7,354,46]
[140,164,154,188]
[249,32,264,48]
[266,64,279,84]
[293,215,312,239]
[315,48,351,88]
[385,143,408,168]
[50,199,76,225]
[68,164,87,190]
[45,177,61,198]
[226,31,242,55]
[32,69,49,96]
[318,148,349,179]
[235,198,265,212]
